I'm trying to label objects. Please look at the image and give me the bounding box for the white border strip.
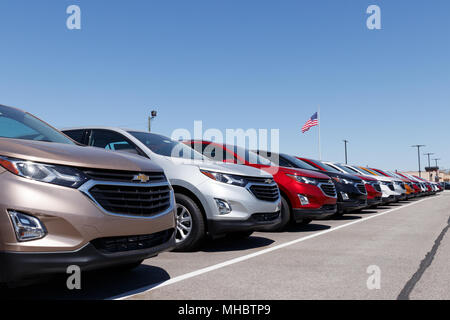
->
[113,196,437,300]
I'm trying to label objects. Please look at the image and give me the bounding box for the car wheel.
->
[262,196,291,232]
[172,193,205,252]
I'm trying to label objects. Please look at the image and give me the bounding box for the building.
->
[403,170,450,182]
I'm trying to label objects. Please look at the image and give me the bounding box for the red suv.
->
[184,141,338,231]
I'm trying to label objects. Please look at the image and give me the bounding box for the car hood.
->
[162,157,272,178]
[252,164,331,180]
[315,170,363,182]
[356,174,376,182]
[0,138,163,172]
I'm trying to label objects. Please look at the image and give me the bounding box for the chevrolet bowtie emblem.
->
[133,173,150,183]
[265,179,274,184]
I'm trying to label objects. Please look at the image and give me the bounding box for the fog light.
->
[298,194,309,206]
[341,192,349,200]
[214,199,232,215]
[8,210,47,242]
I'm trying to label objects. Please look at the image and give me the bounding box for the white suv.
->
[63,127,282,251]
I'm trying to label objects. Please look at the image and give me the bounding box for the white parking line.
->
[112,196,437,300]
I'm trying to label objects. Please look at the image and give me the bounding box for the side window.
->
[63,129,86,144]
[278,157,293,168]
[89,130,141,155]
[224,149,244,164]
[201,143,229,162]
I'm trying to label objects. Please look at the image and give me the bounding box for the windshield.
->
[306,158,341,173]
[0,105,75,144]
[128,131,205,160]
[233,145,273,165]
[359,167,378,176]
[372,169,389,177]
[334,164,359,174]
[281,154,318,170]
[386,171,403,180]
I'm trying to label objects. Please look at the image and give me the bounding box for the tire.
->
[262,196,291,232]
[227,231,254,239]
[172,193,206,252]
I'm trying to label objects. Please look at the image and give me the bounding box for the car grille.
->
[356,183,367,194]
[373,184,382,192]
[321,204,337,211]
[388,183,395,191]
[92,229,174,253]
[88,184,171,216]
[249,184,280,202]
[82,169,166,183]
[252,212,280,222]
[318,178,332,184]
[245,176,275,184]
[320,184,337,197]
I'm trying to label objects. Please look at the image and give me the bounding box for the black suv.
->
[255,152,368,216]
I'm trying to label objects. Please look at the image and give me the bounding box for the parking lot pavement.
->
[3,192,449,300]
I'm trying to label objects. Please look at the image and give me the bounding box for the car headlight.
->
[286,174,320,185]
[0,156,88,188]
[200,170,248,187]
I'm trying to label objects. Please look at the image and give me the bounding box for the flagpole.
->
[318,105,322,160]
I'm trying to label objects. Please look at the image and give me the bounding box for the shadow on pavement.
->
[201,236,274,252]
[0,264,170,300]
[284,223,331,233]
[332,215,362,221]
[357,210,378,214]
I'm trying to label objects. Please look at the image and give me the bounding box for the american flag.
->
[301,112,319,133]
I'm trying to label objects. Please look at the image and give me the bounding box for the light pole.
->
[424,152,434,180]
[433,158,441,167]
[411,145,425,177]
[148,110,157,132]
[343,140,349,164]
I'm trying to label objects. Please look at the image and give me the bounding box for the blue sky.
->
[0,0,448,171]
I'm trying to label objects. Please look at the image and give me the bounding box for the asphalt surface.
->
[3,191,449,300]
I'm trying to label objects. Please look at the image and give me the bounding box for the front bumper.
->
[195,179,281,222]
[338,199,368,213]
[382,195,396,203]
[208,211,281,235]
[292,205,337,221]
[0,172,177,282]
[0,229,176,283]
[367,197,382,206]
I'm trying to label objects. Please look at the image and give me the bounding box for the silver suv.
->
[63,127,282,251]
